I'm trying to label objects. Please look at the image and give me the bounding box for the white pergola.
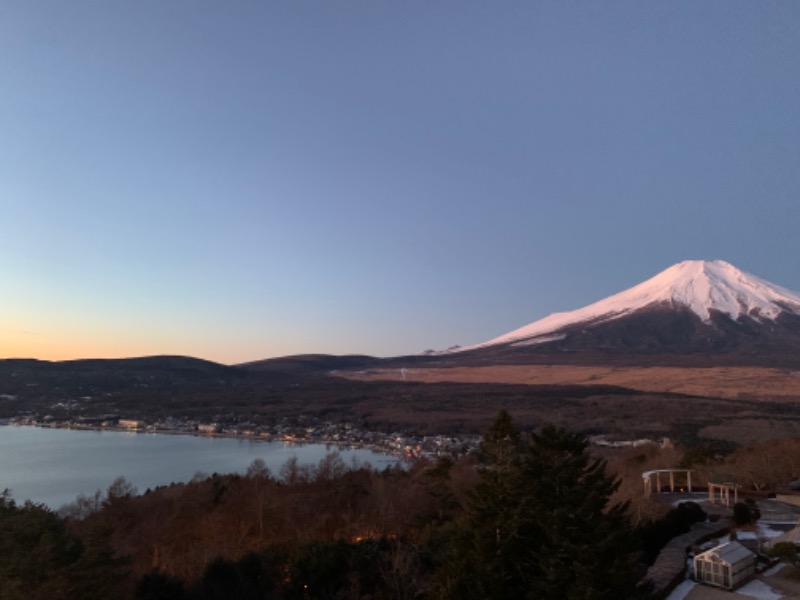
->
[642,469,693,495]
[707,481,738,506]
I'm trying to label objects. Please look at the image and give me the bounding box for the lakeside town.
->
[0,411,481,462]
[0,391,674,463]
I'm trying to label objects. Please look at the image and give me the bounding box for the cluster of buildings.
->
[1,413,479,461]
[589,434,673,449]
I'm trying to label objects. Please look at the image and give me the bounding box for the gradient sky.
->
[1,2,798,364]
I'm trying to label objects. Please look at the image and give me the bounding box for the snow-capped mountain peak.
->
[475,260,800,349]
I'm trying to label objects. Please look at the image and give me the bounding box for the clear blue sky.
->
[1,2,798,364]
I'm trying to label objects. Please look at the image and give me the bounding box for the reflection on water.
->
[0,426,396,509]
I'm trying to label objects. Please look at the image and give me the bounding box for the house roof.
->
[695,541,755,565]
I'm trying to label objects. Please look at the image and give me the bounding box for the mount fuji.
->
[447,260,800,367]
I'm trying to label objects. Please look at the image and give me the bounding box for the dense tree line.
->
[0,490,126,599]
[1,413,653,599]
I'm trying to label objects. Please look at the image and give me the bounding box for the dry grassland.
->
[338,365,800,402]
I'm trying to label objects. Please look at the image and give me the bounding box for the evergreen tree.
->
[0,496,81,600]
[478,408,523,467]
[520,425,646,599]
[64,521,130,600]
[433,413,650,600]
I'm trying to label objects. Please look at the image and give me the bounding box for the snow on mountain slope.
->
[474,260,800,349]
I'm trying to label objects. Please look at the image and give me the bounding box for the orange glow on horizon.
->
[0,325,313,366]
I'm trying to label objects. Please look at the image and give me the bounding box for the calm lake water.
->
[0,426,398,510]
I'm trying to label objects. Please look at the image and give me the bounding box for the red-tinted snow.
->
[472,260,800,349]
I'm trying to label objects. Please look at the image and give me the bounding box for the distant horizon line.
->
[0,351,393,368]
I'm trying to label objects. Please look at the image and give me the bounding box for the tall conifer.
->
[433,413,650,600]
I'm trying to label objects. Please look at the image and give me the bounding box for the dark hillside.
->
[0,356,245,396]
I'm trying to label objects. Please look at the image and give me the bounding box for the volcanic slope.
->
[431,259,800,368]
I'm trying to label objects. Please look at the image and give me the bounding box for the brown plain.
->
[338,365,800,401]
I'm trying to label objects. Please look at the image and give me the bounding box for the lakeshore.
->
[1,413,480,462]
[0,424,402,509]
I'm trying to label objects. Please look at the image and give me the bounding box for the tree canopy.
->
[433,411,650,600]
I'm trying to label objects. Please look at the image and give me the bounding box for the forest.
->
[3,411,800,599]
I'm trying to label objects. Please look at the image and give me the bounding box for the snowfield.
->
[736,579,783,600]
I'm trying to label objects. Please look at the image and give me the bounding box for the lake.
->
[0,425,398,509]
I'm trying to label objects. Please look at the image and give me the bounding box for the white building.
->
[693,541,756,590]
